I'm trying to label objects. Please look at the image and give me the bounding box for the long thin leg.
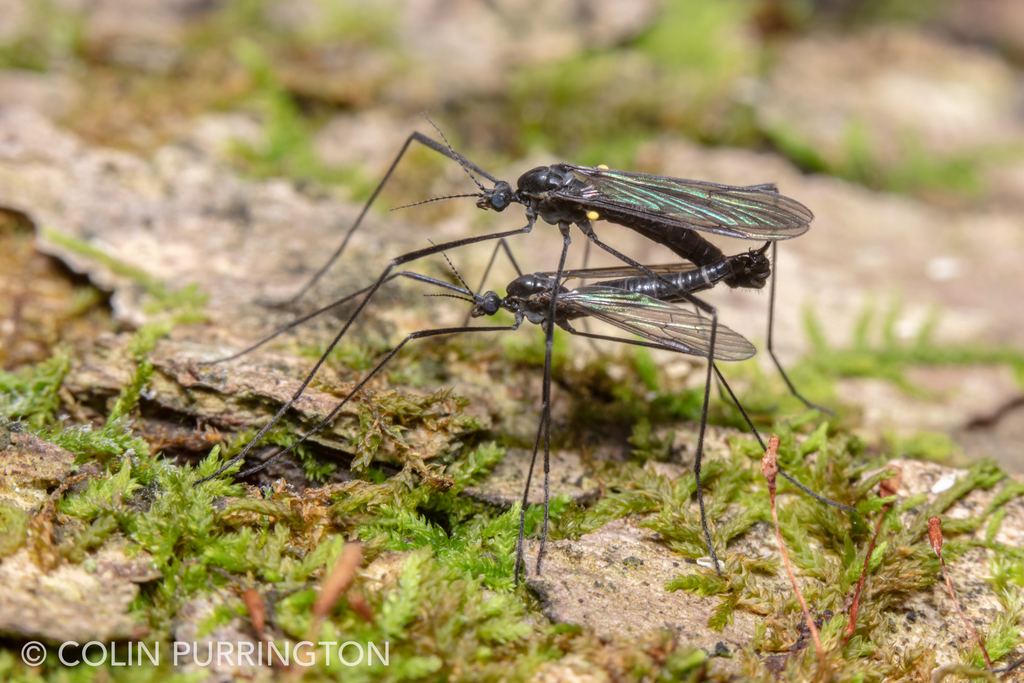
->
[228,323,516,481]
[197,224,534,484]
[563,330,855,514]
[512,318,684,584]
[710,364,853,511]
[579,237,593,279]
[546,230,853,572]
[208,272,481,364]
[693,307,721,572]
[513,399,547,585]
[512,225,574,584]
[472,238,524,291]
[565,232,854,563]
[576,238,604,355]
[285,131,501,306]
[767,242,833,415]
[535,224,573,576]
[572,223,724,572]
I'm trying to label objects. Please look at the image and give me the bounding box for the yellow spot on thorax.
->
[587,210,600,221]
[597,164,609,170]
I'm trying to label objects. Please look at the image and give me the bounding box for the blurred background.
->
[3,0,1022,182]
[1,0,1023,472]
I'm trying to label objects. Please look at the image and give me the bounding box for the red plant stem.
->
[762,435,823,662]
[928,517,992,670]
[289,542,365,683]
[242,588,269,643]
[843,513,886,647]
[312,542,363,620]
[843,466,902,647]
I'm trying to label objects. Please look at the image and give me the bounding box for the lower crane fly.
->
[199,245,851,577]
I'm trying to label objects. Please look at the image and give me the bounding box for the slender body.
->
[471,246,771,361]
[475,163,807,289]
[471,274,756,362]
[290,128,809,304]
[559,243,772,299]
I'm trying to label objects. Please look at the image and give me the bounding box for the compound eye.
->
[479,292,500,316]
[491,182,513,212]
[487,292,503,317]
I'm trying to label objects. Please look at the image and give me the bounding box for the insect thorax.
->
[515,165,590,227]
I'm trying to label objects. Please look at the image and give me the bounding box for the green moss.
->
[356,443,525,589]
[629,417,675,463]
[3,297,1022,681]
[7,3,1024,679]
[501,324,571,368]
[294,0,398,48]
[361,502,522,592]
[817,0,945,25]
[351,387,483,471]
[970,595,1023,668]
[302,340,379,372]
[624,416,1007,665]
[506,0,766,162]
[0,352,70,428]
[632,347,660,392]
[759,123,834,173]
[60,457,143,520]
[37,323,169,463]
[885,431,959,463]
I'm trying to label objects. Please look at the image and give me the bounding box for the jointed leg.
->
[514,224,573,583]
[209,271,486,364]
[565,327,855,518]
[197,224,533,484]
[766,242,833,415]
[569,222,724,571]
[536,224,573,575]
[286,130,502,306]
[230,322,517,481]
[471,237,524,292]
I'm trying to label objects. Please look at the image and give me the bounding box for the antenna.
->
[423,114,486,192]
[433,243,473,295]
[389,193,482,212]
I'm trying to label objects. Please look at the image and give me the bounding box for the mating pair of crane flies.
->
[200,122,847,576]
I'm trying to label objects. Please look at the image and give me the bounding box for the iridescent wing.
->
[562,286,755,361]
[561,165,812,239]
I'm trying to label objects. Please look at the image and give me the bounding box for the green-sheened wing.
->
[564,165,812,240]
[563,286,755,361]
